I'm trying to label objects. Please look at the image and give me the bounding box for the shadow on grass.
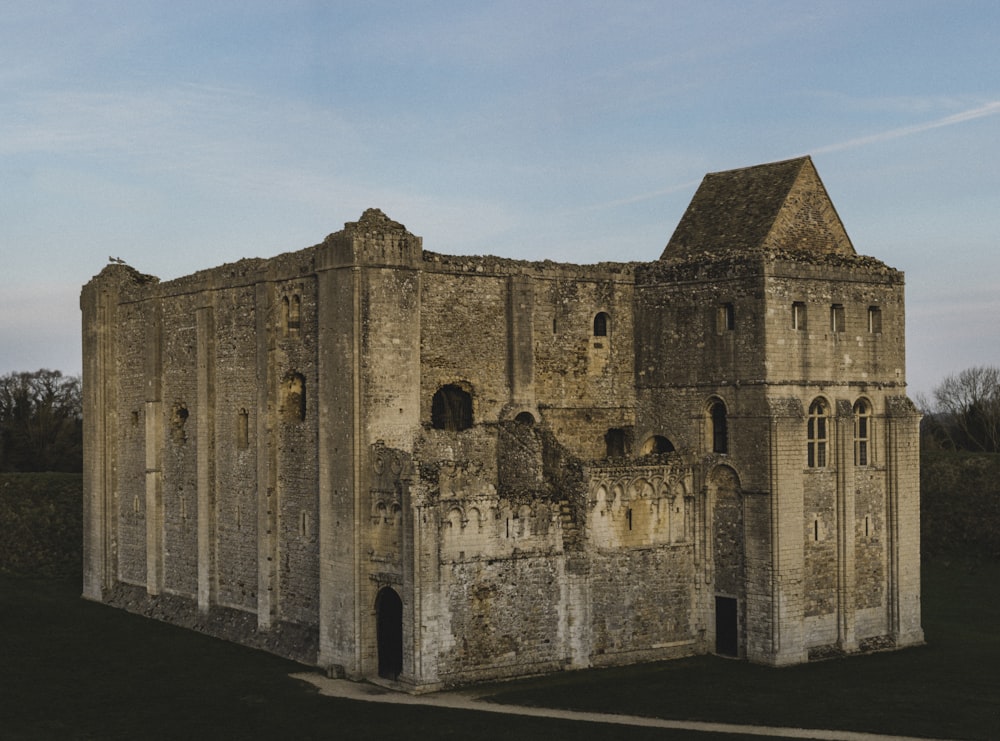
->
[2,561,997,740]
[1,575,761,740]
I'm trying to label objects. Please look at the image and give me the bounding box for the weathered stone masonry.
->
[82,156,923,691]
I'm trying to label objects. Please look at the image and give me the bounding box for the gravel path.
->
[292,673,953,741]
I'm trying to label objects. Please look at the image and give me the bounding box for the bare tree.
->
[0,369,82,472]
[931,366,1000,453]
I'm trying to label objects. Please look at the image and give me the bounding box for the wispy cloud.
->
[812,101,1000,155]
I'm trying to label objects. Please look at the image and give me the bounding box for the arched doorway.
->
[375,587,403,680]
[710,465,744,657]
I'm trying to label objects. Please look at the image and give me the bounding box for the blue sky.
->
[2,1,999,399]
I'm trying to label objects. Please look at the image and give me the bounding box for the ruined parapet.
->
[317,208,422,269]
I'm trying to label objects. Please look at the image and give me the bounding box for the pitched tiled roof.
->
[660,156,855,261]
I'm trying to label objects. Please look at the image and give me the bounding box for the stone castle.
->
[81,156,923,691]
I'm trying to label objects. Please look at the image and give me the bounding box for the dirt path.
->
[292,673,954,741]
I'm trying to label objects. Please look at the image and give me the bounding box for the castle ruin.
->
[81,156,923,690]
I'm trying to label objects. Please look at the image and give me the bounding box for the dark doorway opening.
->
[376,587,403,680]
[715,596,738,657]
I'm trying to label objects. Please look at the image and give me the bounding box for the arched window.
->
[709,400,728,454]
[431,385,473,431]
[807,399,828,468]
[640,435,675,455]
[593,312,610,337]
[854,399,871,466]
[514,411,535,426]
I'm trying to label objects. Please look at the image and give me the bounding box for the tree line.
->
[0,370,82,473]
[919,365,1000,453]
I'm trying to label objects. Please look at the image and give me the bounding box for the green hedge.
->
[0,473,82,577]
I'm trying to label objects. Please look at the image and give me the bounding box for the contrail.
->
[812,100,1000,155]
[577,101,1000,214]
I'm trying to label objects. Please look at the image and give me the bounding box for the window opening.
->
[431,385,473,431]
[170,402,189,445]
[792,302,807,330]
[281,373,306,423]
[807,399,828,468]
[830,304,845,333]
[237,408,249,450]
[514,411,535,426]
[289,294,301,333]
[641,435,675,455]
[854,400,870,466]
[710,400,728,454]
[627,507,633,530]
[718,303,735,332]
[868,306,882,334]
[593,312,610,337]
[605,428,626,458]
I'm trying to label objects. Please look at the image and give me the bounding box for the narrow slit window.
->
[868,306,882,334]
[237,408,249,450]
[792,302,807,330]
[289,294,301,334]
[830,304,845,333]
[718,303,735,332]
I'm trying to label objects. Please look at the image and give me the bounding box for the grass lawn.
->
[0,575,762,741]
[2,561,997,740]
